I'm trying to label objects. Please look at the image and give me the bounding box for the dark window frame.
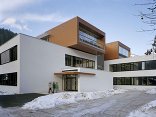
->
[65,54,95,69]
[113,77,156,86]
[0,45,17,65]
[0,72,17,86]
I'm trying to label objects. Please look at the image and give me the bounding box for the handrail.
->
[79,34,104,49]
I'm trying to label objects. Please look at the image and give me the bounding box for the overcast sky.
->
[0,0,155,55]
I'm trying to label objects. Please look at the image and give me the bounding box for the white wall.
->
[0,35,20,94]
[78,68,113,92]
[19,34,98,93]
[112,70,156,77]
[114,85,156,90]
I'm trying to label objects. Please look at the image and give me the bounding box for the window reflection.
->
[65,54,95,69]
[119,46,129,57]
[114,77,156,86]
[0,72,17,86]
[110,60,156,72]
[0,46,17,65]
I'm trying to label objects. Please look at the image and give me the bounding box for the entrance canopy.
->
[54,71,96,75]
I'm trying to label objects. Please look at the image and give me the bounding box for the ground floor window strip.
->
[0,72,17,86]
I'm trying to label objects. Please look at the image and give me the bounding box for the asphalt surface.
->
[1,90,156,117]
[0,93,44,108]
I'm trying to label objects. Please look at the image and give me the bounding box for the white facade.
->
[105,55,156,90]
[78,68,113,92]
[0,34,113,94]
[0,35,20,94]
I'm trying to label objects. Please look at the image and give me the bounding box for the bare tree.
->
[145,35,156,55]
[136,0,156,31]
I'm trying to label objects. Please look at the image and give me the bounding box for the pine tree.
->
[0,28,17,46]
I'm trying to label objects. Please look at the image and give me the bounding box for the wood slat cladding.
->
[47,17,78,47]
[39,16,105,55]
[104,42,119,60]
[104,41,130,60]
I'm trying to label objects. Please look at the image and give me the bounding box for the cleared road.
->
[1,90,156,117]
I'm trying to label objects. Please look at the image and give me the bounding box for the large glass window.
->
[119,46,129,57]
[114,77,156,86]
[148,77,156,85]
[1,50,10,64]
[65,54,95,69]
[125,77,131,85]
[0,72,17,86]
[110,60,156,72]
[0,45,17,65]
[146,61,156,70]
[79,26,103,49]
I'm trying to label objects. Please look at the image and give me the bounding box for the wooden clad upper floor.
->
[104,41,131,60]
[38,16,105,55]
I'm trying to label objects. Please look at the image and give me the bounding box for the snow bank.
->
[145,88,156,94]
[127,100,156,117]
[22,89,127,110]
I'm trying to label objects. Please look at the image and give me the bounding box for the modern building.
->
[0,16,156,94]
[0,17,113,94]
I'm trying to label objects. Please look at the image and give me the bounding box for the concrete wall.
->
[78,68,113,92]
[0,35,20,94]
[19,34,98,93]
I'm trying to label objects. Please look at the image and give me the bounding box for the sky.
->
[0,0,155,55]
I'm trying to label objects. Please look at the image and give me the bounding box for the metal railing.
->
[79,34,104,49]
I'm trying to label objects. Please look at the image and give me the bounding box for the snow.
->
[72,100,116,117]
[145,88,156,94]
[127,100,156,117]
[22,89,127,110]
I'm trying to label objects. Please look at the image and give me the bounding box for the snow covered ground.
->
[145,88,156,94]
[127,100,156,117]
[22,89,127,110]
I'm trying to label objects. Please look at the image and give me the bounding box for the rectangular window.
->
[148,77,156,85]
[125,77,131,85]
[113,78,117,85]
[119,46,129,57]
[0,72,17,86]
[110,60,156,72]
[117,64,121,72]
[114,77,156,86]
[0,45,17,65]
[1,50,10,64]
[65,54,95,69]
[124,63,131,71]
[150,61,156,70]
[142,77,147,85]
[10,46,17,61]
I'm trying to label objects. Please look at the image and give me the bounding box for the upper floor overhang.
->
[38,16,105,55]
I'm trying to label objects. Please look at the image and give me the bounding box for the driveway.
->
[1,90,156,117]
[0,93,44,108]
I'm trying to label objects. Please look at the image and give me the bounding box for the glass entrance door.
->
[63,75,78,91]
